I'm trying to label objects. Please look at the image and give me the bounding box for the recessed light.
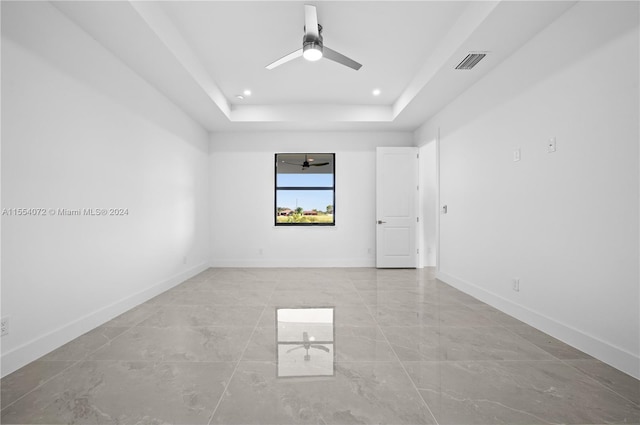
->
[235,95,244,100]
[243,89,252,96]
[372,88,381,96]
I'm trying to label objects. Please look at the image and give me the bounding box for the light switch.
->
[547,137,557,153]
[441,205,448,214]
[513,148,521,162]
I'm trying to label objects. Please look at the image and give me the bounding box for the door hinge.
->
[417,153,420,159]
[417,185,419,191]
[417,217,419,223]
[417,248,419,254]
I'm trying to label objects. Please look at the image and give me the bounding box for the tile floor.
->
[1,268,639,424]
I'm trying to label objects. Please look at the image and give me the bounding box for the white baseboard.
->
[436,271,640,379]
[1,263,209,378]
[210,258,376,268]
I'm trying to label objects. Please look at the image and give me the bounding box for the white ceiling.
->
[53,1,577,132]
[160,1,468,106]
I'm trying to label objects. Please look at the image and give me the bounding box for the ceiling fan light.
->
[303,44,323,61]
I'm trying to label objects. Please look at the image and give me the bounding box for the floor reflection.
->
[276,307,335,378]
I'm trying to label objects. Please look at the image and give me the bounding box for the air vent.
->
[455,53,487,70]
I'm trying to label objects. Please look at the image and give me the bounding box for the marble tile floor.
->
[1,267,638,424]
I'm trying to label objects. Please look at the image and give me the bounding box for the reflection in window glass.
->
[276,174,333,187]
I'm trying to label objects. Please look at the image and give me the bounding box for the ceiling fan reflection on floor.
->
[266,4,362,71]
[286,331,331,361]
[283,154,330,170]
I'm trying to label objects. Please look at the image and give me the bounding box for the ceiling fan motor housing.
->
[303,24,323,52]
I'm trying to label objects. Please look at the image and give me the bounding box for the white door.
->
[376,147,419,268]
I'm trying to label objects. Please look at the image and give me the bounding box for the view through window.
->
[275,153,335,225]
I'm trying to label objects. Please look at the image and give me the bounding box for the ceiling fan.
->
[266,4,362,71]
[282,154,330,170]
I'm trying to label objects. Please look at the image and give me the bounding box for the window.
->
[275,153,335,226]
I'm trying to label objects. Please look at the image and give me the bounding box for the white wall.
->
[418,142,437,267]
[1,2,210,376]
[415,1,639,378]
[209,132,413,267]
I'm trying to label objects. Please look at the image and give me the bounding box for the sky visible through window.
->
[277,173,333,211]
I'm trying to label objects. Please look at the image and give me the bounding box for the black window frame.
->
[274,153,335,227]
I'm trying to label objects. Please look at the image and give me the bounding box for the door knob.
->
[377,220,386,224]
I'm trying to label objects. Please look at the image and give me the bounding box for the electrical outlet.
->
[512,278,520,292]
[1,316,10,336]
[513,148,521,162]
[547,137,557,153]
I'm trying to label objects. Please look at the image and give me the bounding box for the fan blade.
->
[323,46,362,70]
[282,161,303,166]
[310,344,331,352]
[266,48,303,70]
[286,345,305,353]
[304,5,319,38]
[310,162,330,167]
